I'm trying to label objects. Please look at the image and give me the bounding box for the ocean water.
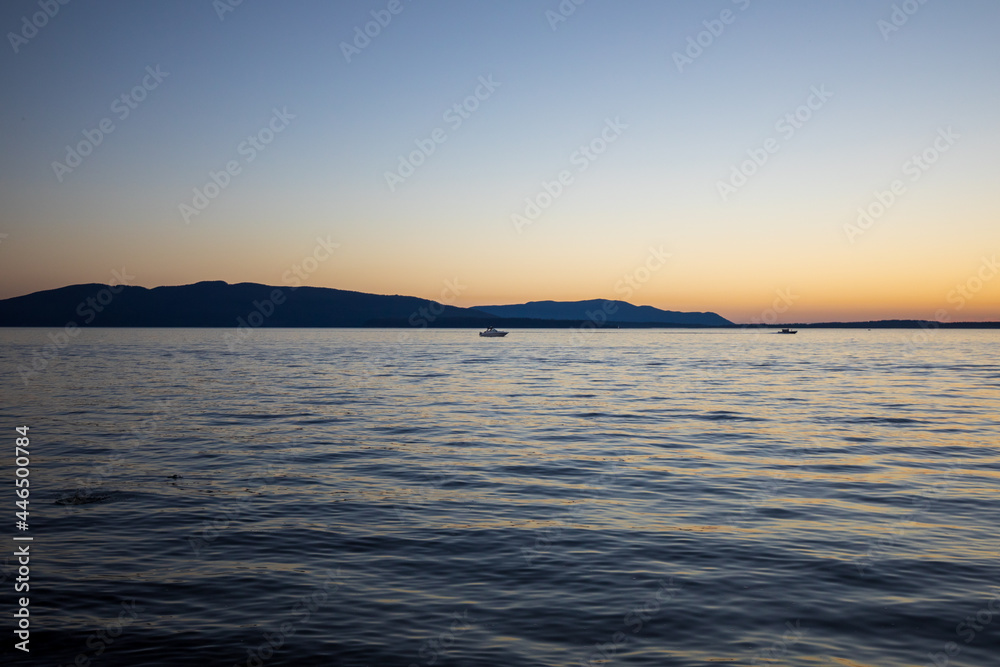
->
[1,327,999,666]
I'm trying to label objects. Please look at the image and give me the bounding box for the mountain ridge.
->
[474,299,732,326]
[0,282,732,328]
[0,281,490,328]
[1,282,997,327]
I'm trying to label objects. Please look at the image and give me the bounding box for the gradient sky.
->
[1,0,998,323]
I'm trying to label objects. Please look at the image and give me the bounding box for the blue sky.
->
[2,0,998,321]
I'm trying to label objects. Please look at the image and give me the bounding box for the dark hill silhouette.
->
[0,281,491,327]
[474,299,732,326]
[2,283,996,328]
[0,283,735,328]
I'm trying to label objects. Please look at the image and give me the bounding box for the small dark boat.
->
[479,326,508,337]
[777,328,798,334]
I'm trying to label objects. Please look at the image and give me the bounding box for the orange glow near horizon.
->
[1,150,997,324]
[2,235,996,324]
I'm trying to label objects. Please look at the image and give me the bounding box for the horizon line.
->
[1,279,997,327]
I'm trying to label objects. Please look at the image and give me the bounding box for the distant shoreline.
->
[1,281,995,329]
[1,322,998,329]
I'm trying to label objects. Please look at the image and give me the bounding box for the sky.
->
[1,0,998,323]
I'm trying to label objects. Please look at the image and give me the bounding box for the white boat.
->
[479,326,508,337]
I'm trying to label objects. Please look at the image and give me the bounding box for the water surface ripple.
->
[1,328,998,666]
